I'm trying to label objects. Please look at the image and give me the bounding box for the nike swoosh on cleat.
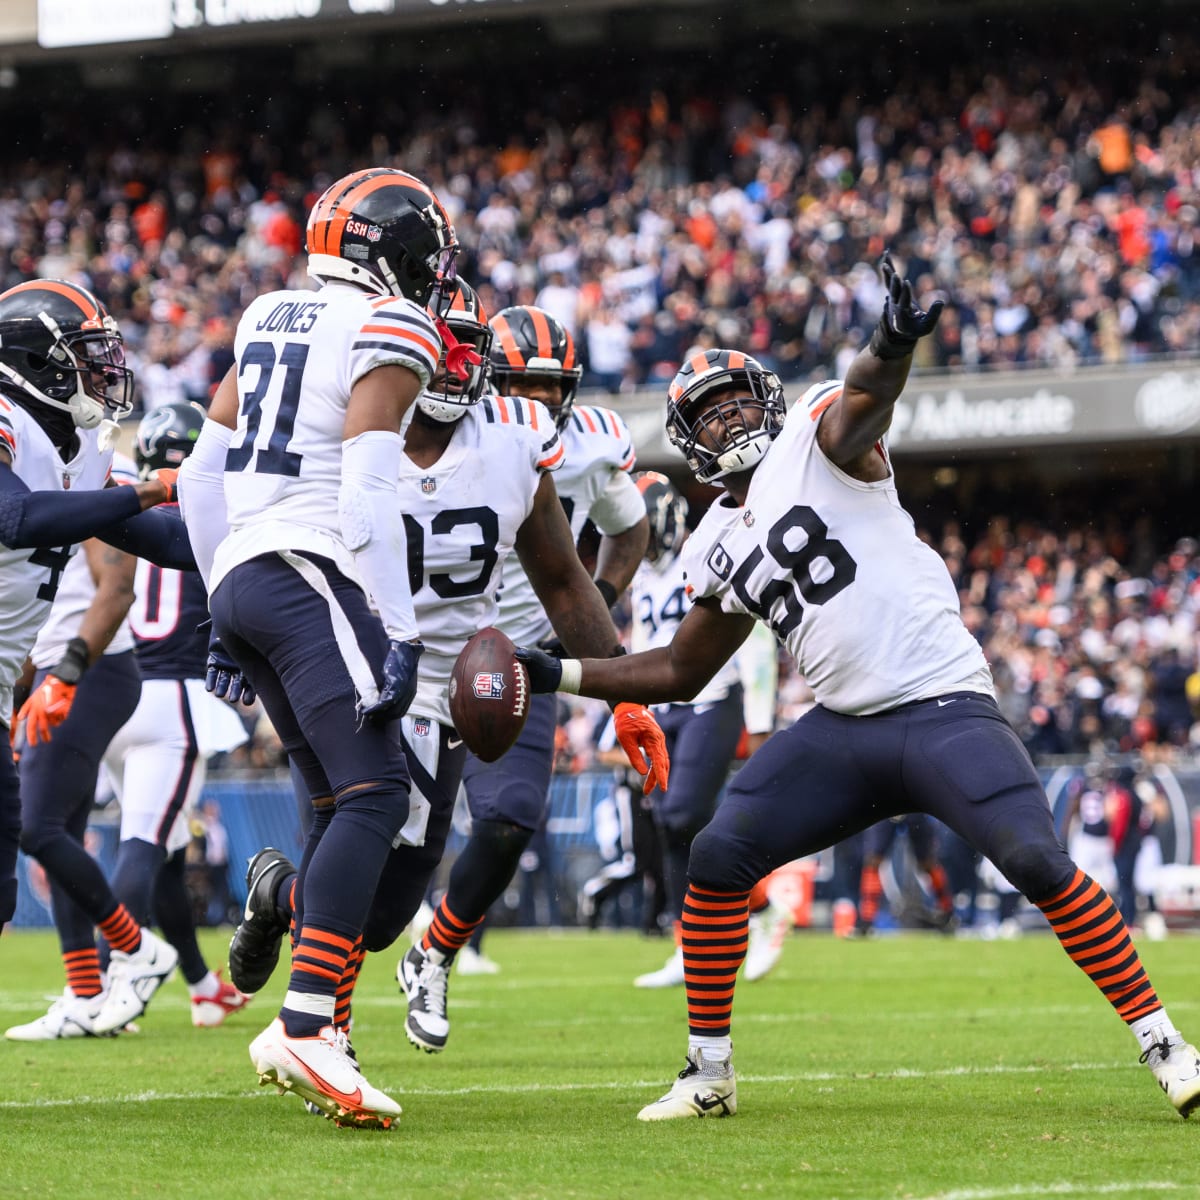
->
[283,1052,366,1111]
[694,1092,730,1113]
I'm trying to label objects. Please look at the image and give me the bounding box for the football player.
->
[102,404,251,1029]
[516,254,1200,1122]
[0,280,194,940]
[627,473,789,989]
[399,303,652,1053]
[854,815,957,935]
[178,167,462,1129]
[225,282,669,1089]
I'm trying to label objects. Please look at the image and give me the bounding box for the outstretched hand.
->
[613,702,671,795]
[870,251,944,359]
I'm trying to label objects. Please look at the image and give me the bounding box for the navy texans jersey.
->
[128,505,211,681]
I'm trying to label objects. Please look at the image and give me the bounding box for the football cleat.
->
[4,989,110,1041]
[398,944,451,1053]
[191,969,253,1028]
[228,847,296,995]
[305,1034,360,1118]
[249,1018,399,1130]
[637,1048,737,1121]
[92,928,179,1034]
[634,947,685,989]
[1139,1028,1200,1118]
[744,900,794,982]
[456,946,500,976]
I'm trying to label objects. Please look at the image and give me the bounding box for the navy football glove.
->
[869,251,944,360]
[202,625,256,707]
[359,639,424,726]
[514,645,564,694]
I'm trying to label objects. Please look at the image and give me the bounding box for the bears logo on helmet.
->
[135,401,206,480]
[488,305,582,430]
[306,168,459,312]
[0,279,134,439]
[634,471,688,562]
[418,280,493,424]
[665,349,785,484]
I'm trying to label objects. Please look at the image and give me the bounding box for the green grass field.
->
[2,926,1198,1200]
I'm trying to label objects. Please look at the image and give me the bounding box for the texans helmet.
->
[488,305,582,430]
[306,168,459,313]
[0,279,134,433]
[135,401,206,480]
[666,349,786,484]
[418,280,492,423]
[635,471,688,562]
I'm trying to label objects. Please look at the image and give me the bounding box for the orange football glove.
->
[17,675,77,745]
[152,468,180,503]
[613,702,671,795]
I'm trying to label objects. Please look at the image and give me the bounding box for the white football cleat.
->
[92,928,178,1034]
[1140,1028,1200,1118]
[249,1017,399,1130]
[744,900,793,982]
[5,989,109,1041]
[637,1048,737,1121]
[191,970,253,1028]
[456,946,501,976]
[634,947,685,989]
[399,944,451,1052]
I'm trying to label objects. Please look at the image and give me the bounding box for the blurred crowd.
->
[0,18,1197,410]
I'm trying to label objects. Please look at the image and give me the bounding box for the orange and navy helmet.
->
[418,280,493,423]
[0,279,133,434]
[306,168,459,312]
[635,471,688,562]
[488,305,582,430]
[665,348,785,484]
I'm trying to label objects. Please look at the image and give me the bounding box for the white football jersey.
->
[402,395,561,725]
[681,380,992,715]
[495,403,637,646]
[33,452,137,669]
[210,282,440,593]
[630,549,740,706]
[0,401,115,720]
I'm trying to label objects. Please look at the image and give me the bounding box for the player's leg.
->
[17,653,175,1037]
[639,705,892,1120]
[906,813,956,926]
[0,736,18,931]
[855,819,895,934]
[910,693,1200,1118]
[213,553,409,1127]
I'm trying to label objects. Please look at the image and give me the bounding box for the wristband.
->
[594,578,619,609]
[51,636,91,685]
[558,659,582,695]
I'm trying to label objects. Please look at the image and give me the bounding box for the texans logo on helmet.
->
[473,672,506,701]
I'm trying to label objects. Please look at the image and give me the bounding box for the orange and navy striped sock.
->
[682,884,751,1039]
[280,924,357,1037]
[859,864,883,926]
[1036,868,1160,1024]
[97,905,141,956]
[747,877,771,916]
[424,899,484,960]
[333,937,365,1032]
[63,946,103,998]
[926,864,954,914]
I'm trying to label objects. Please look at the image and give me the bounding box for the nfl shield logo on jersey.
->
[421,476,437,494]
[413,717,430,737]
[473,672,506,701]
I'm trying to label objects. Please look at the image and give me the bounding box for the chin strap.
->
[435,316,482,382]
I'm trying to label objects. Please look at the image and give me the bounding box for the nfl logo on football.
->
[472,671,506,701]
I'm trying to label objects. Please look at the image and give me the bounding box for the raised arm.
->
[816,253,943,478]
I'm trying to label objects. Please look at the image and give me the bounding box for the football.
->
[448,626,531,762]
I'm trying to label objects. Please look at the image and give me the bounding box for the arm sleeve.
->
[0,463,141,550]
[177,419,234,589]
[338,429,419,642]
[587,468,645,536]
[95,509,197,571]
